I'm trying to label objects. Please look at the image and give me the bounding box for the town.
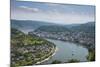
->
[29,31,95,50]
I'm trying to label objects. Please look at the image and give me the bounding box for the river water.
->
[41,38,88,64]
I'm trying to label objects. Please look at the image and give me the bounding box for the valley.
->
[11,20,95,66]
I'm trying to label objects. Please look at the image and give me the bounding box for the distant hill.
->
[70,22,95,33]
[34,22,95,33]
[11,20,56,33]
[11,20,95,33]
[34,25,70,32]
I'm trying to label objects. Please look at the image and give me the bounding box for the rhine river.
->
[41,38,88,64]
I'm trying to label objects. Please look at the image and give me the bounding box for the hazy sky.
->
[11,0,95,24]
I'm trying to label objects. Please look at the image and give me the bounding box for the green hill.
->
[11,20,56,33]
[11,28,56,66]
[70,22,95,33]
[34,25,70,32]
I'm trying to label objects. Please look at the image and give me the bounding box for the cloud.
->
[12,7,94,24]
[19,6,40,12]
[11,0,95,24]
[45,3,62,7]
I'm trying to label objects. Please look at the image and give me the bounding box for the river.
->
[41,38,88,64]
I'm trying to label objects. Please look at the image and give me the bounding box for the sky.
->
[11,0,95,24]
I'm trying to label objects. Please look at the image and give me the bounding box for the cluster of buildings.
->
[30,31,95,50]
[11,42,55,65]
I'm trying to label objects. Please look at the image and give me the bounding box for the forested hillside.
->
[11,28,55,66]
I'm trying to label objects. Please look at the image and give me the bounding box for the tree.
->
[51,60,61,64]
[67,59,79,63]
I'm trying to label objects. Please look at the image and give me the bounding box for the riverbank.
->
[35,46,58,65]
[45,38,95,62]
[43,38,89,63]
[44,37,94,50]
